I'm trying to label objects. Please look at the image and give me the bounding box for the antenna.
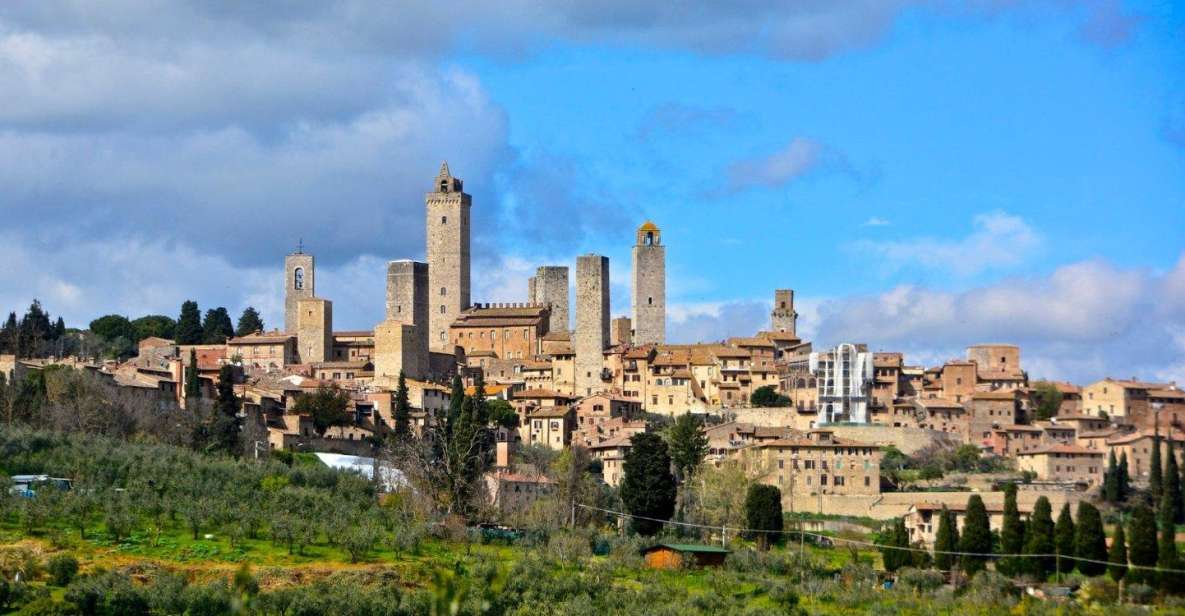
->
[297,238,304,254]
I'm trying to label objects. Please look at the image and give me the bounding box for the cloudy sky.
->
[2,1,1183,384]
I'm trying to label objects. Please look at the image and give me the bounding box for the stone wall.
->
[786,489,1084,520]
[374,319,417,381]
[296,298,332,364]
[575,254,609,396]
[385,260,429,378]
[284,253,314,333]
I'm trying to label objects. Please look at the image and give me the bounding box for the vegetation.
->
[665,413,708,480]
[1031,381,1063,421]
[619,432,676,536]
[235,307,265,337]
[175,300,203,346]
[291,385,352,437]
[749,385,790,407]
[958,495,991,575]
[743,484,782,551]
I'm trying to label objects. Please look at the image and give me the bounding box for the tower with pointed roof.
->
[426,162,471,351]
[631,221,665,345]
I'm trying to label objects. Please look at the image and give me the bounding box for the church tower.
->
[771,289,797,335]
[426,162,471,351]
[284,246,314,333]
[631,221,665,345]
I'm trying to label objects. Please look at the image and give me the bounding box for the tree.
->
[998,483,1025,576]
[1104,449,1120,502]
[393,371,411,441]
[959,494,992,575]
[1118,452,1131,500]
[488,399,519,430]
[185,348,202,400]
[202,307,234,344]
[292,385,351,437]
[208,365,241,454]
[750,385,790,407]
[620,432,676,536]
[933,506,959,572]
[1158,494,1183,592]
[1075,502,1107,577]
[1054,502,1076,576]
[745,484,783,551]
[1164,445,1183,524]
[666,412,708,480]
[879,517,910,571]
[1023,496,1055,580]
[1032,381,1063,421]
[130,315,176,342]
[89,314,135,342]
[1150,426,1163,499]
[1108,521,1128,583]
[176,300,203,345]
[1127,505,1158,586]
[235,307,265,337]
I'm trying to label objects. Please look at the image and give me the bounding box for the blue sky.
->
[0,1,1182,383]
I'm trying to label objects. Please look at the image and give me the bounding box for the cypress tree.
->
[211,364,241,454]
[184,348,201,400]
[1150,426,1163,499]
[933,506,958,571]
[1158,497,1182,592]
[999,483,1026,576]
[176,300,203,345]
[1054,502,1076,576]
[235,307,265,337]
[393,370,411,441]
[959,494,992,575]
[1104,449,1119,502]
[1165,446,1184,524]
[878,517,908,571]
[1108,522,1128,583]
[745,484,784,551]
[1127,505,1158,586]
[53,316,66,339]
[1118,452,1130,500]
[620,432,677,536]
[1024,496,1055,580]
[1074,502,1107,576]
[202,307,234,344]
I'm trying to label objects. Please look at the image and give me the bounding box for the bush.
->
[896,567,944,594]
[1076,577,1117,606]
[1125,583,1156,605]
[45,554,78,586]
[963,570,1016,606]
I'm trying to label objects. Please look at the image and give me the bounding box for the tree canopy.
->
[620,432,676,536]
[750,385,790,407]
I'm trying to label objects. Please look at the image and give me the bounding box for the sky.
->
[1,1,1183,384]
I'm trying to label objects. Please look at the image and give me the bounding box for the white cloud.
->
[862,216,890,227]
[727,138,827,190]
[666,300,770,344]
[849,211,1041,277]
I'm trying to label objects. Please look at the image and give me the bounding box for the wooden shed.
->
[641,543,730,569]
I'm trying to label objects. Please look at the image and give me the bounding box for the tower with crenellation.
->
[426,162,471,352]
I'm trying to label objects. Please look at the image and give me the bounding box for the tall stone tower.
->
[533,266,569,333]
[296,298,332,364]
[771,289,797,335]
[631,221,666,345]
[426,162,471,352]
[383,259,429,378]
[575,254,610,396]
[284,248,315,333]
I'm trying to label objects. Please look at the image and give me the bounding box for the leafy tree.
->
[89,314,135,342]
[998,483,1025,576]
[47,554,79,586]
[342,520,380,563]
[1032,381,1063,421]
[184,348,201,400]
[1075,502,1107,577]
[235,307,265,337]
[1118,452,1130,500]
[1104,449,1119,502]
[1127,505,1158,586]
[201,307,234,344]
[1158,495,1183,592]
[749,385,790,407]
[1108,521,1128,582]
[1054,502,1076,576]
[1164,445,1183,524]
[959,494,992,575]
[879,517,910,572]
[933,506,959,572]
[292,385,351,437]
[488,399,519,430]
[1023,496,1055,580]
[744,484,783,551]
[393,371,411,441]
[666,412,708,479]
[130,315,176,342]
[620,432,676,536]
[175,300,203,345]
[1150,427,1163,499]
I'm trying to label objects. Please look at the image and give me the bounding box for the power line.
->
[577,503,1185,574]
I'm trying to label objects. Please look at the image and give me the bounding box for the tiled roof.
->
[1017,444,1103,456]
[514,388,573,400]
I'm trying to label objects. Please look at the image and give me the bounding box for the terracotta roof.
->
[1032,380,1081,394]
[995,424,1043,433]
[514,388,573,400]
[541,331,571,342]
[1035,421,1074,432]
[1150,389,1185,400]
[1093,378,1174,390]
[624,347,654,359]
[529,406,572,418]
[914,398,964,409]
[332,330,374,338]
[1107,430,1185,446]
[229,334,293,345]
[971,391,1016,400]
[589,434,633,449]
[1051,414,1108,422]
[1017,444,1103,456]
[466,384,509,396]
[757,331,801,342]
[548,344,575,356]
[728,337,775,348]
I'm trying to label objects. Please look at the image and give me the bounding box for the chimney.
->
[496,440,514,468]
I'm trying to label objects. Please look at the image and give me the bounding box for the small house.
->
[641,543,730,569]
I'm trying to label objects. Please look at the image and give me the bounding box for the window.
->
[440,305,446,314]
[440,287,447,296]
[820,474,828,486]
[647,297,653,305]
[864,476,871,487]
[441,215,447,224]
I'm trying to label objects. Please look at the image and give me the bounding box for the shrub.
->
[897,567,944,594]
[1125,583,1156,605]
[1076,577,1117,606]
[45,554,78,586]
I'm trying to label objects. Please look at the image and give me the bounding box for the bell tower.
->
[426,162,471,351]
[284,243,314,333]
[631,221,665,345]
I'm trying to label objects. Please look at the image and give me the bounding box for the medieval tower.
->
[380,259,429,379]
[426,162,471,351]
[532,265,570,333]
[771,289,797,335]
[284,249,315,333]
[631,221,666,345]
[575,254,610,396]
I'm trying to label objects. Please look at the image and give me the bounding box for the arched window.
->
[440,287,447,296]
[293,267,305,290]
[645,232,654,246]
[440,305,446,314]
[441,215,447,224]
[440,332,446,341]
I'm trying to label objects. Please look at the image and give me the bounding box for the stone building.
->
[1015,444,1104,487]
[771,289,797,335]
[611,316,632,346]
[384,259,429,377]
[374,318,419,380]
[284,250,315,333]
[631,221,665,345]
[295,298,332,364]
[449,303,549,360]
[227,332,297,370]
[530,266,569,333]
[737,429,883,510]
[426,162,471,352]
[575,254,610,396]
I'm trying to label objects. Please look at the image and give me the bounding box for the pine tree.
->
[1165,445,1184,524]
[1,312,17,354]
[999,483,1026,576]
[235,307,265,337]
[176,301,203,345]
[1075,502,1107,576]
[667,412,708,479]
[933,506,959,572]
[1024,496,1055,580]
[1158,495,1183,592]
[1127,505,1158,586]
[393,371,411,441]
[202,307,235,344]
[185,348,201,400]
[1104,449,1119,502]
[53,317,66,339]
[620,432,677,536]
[959,494,992,575]
[1054,502,1076,576]
[1118,452,1131,500]
[1108,521,1128,583]
[1150,425,1163,499]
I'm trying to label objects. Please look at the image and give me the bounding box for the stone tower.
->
[631,221,666,345]
[384,259,429,378]
[771,289,797,335]
[284,249,315,333]
[575,254,610,396]
[611,316,632,347]
[426,162,471,352]
[533,266,569,333]
[296,297,332,364]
